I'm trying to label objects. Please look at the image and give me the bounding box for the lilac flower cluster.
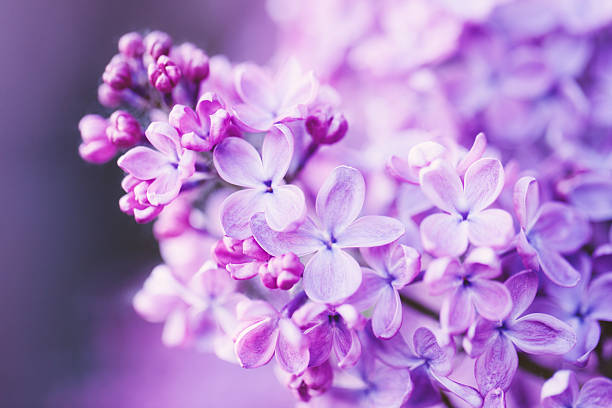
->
[79,1,612,405]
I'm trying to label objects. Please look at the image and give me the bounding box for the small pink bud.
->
[106,110,142,147]
[102,55,132,90]
[144,31,172,60]
[262,253,303,290]
[78,114,117,164]
[118,32,144,58]
[97,83,123,108]
[305,109,348,145]
[148,55,182,93]
[173,43,210,82]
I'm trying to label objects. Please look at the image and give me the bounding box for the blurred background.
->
[0,0,293,406]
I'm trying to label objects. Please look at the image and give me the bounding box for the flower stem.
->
[287,141,319,182]
[399,294,439,320]
[517,352,555,379]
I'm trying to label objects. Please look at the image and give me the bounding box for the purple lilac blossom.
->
[541,370,612,408]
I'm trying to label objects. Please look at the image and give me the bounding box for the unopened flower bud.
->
[242,237,270,261]
[78,114,117,163]
[148,55,182,93]
[144,31,172,60]
[102,55,132,90]
[97,83,123,108]
[261,253,304,290]
[306,109,348,145]
[173,43,210,82]
[280,361,333,402]
[107,110,142,147]
[118,32,144,58]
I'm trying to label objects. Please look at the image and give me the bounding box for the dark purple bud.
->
[78,114,117,164]
[118,32,144,58]
[97,83,123,108]
[148,55,182,93]
[102,55,132,90]
[144,31,172,60]
[106,110,142,148]
[305,109,348,145]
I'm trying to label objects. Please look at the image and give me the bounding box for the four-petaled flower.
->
[251,165,405,303]
[541,370,612,408]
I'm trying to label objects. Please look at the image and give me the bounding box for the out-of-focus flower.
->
[541,370,612,408]
[148,55,182,93]
[78,114,116,163]
[106,110,142,148]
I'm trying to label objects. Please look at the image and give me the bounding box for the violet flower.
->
[514,176,591,286]
[232,58,318,132]
[118,121,196,207]
[292,302,365,369]
[349,243,421,338]
[213,124,306,239]
[541,370,612,408]
[419,157,514,257]
[465,270,576,396]
[251,165,405,303]
[425,247,512,334]
[233,299,309,374]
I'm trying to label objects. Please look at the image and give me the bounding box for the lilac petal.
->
[475,333,518,394]
[190,264,236,298]
[363,357,412,407]
[464,246,501,280]
[145,121,181,158]
[303,247,362,303]
[541,370,579,408]
[276,318,309,374]
[291,302,328,327]
[162,309,189,347]
[336,215,405,248]
[372,286,402,339]
[430,371,484,408]
[236,299,278,321]
[234,63,277,112]
[505,270,539,321]
[232,103,276,132]
[413,327,452,376]
[465,319,498,358]
[264,184,306,232]
[420,213,469,257]
[360,244,392,277]
[304,321,333,367]
[507,313,576,355]
[147,168,181,206]
[471,280,512,321]
[531,202,591,253]
[220,189,265,240]
[226,261,260,280]
[576,377,612,408]
[388,244,421,288]
[441,288,475,334]
[483,388,506,408]
[405,366,442,407]
[517,230,540,271]
[419,159,464,214]
[332,319,361,368]
[566,318,601,364]
[513,176,540,230]
[315,166,365,234]
[234,318,279,368]
[535,244,581,287]
[250,213,324,256]
[464,158,505,213]
[467,208,515,249]
[117,146,169,180]
[347,268,387,311]
[275,58,318,108]
[425,257,462,296]
[586,273,612,321]
[261,124,293,184]
[566,177,612,222]
[213,137,264,188]
[456,132,487,176]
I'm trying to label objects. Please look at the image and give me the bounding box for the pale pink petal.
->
[336,216,405,248]
[232,103,276,132]
[505,270,539,321]
[162,309,190,347]
[303,247,362,303]
[425,257,462,296]
[372,286,402,339]
[531,202,591,253]
[234,318,279,368]
[145,121,181,158]
[220,189,265,240]
[441,289,475,334]
[420,213,469,257]
[235,63,277,112]
[467,208,515,249]
[261,123,294,183]
[541,370,579,408]
[456,132,487,176]
[263,184,306,232]
[507,313,576,355]
[315,166,365,234]
[575,377,612,408]
[226,262,260,280]
[464,158,505,213]
[250,213,324,256]
[147,168,181,206]
[276,318,309,374]
[475,334,518,394]
[535,244,581,287]
[419,159,464,214]
[213,137,264,188]
[587,273,612,321]
[117,146,169,180]
[471,280,512,321]
[513,176,540,230]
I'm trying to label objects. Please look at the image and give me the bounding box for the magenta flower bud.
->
[78,114,117,164]
[262,253,304,290]
[118,32,144,58]
[172,43,209,82]
[148,55,182,93]
[242,236,271,262]
[97,83,123,108]
[106,110,142,147]
[305,109,348,145]
[294,362,333,402]
[102,55,132,90]
[144,31,172,60]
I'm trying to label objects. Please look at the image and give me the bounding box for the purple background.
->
[1,0,292,406]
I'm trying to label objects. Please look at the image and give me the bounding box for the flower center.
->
[263,179,273,193]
